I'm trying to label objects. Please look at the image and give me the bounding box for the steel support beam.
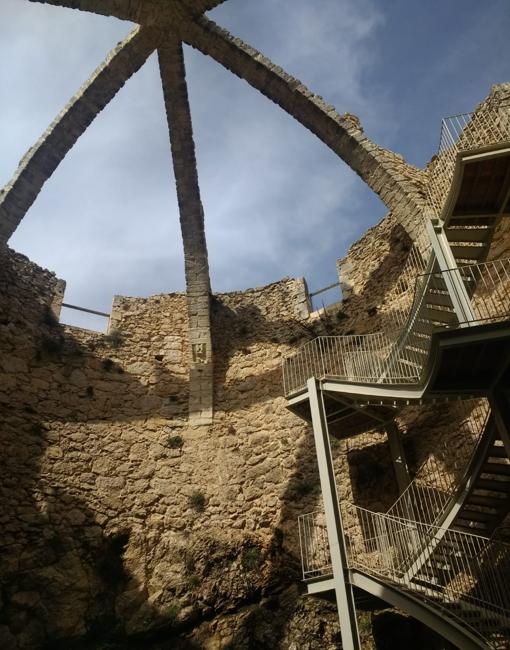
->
[386,422,411,493]
[426,220,476,326]
[488,390,510,459]
[307,378,361,650]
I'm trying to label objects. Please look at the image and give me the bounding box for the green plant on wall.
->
[105,329,123,348]
[164,601,181,626]
[189,491,206,512]
[241,546,262,571]
[166,434,183,449]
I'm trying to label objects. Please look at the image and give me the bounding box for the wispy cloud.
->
[2,0,505,329]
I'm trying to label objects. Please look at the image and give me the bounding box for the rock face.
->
[0,243,347,648]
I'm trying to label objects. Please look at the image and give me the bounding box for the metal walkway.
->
[286,105,510,647]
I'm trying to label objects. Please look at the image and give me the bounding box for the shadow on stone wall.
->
[0,406,138,648]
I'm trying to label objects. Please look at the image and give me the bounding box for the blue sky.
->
[1,0,509,329]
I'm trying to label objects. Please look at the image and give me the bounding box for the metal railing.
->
[350,506,510,646]
[427,105,510,216]
[298,504,510,647]
[457,258,510,325]
[282,257,510,396]
[387,400,490,526]
[298,510,332,579]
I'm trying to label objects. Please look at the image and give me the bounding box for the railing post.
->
[426,219,477,325]
[307,378,361,650]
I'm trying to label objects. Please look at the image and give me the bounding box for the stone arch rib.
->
[28,0,228,24]
[180,16,427,218]
[0,26,157,243]
[158,36,213,425]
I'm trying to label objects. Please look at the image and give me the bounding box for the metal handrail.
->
[387,399,490,526]
[282,257,510,396]
[283,103,510,396]
[298,504,510,647]
[61,302,110,318]
[427,105,510,216]
[349,506,510,646]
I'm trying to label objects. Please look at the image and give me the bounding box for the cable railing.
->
[282,257,510,396]
[298,504,510,647]
[427,104,510,216]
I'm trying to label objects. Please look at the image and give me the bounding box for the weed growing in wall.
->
[40,305,59,328]
[166,434,183,449]
[37,333,64,359]
[241,546,262,571]
[164,602,181,625]
[101,358,115,371]
[187,574,200,589]
[293,480,314,497]
[189,491,206,512]
[105,329,123,348]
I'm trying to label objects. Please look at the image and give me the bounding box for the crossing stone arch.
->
[1,0,427,423]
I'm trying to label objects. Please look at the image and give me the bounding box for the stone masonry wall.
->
[1,243,368,649]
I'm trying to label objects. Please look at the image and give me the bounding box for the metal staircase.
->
[285,102,510,648]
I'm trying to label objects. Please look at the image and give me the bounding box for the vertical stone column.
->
[50,278,66,321]
[158,37,213,425]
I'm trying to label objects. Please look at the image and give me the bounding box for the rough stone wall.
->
[2,81,509,649]
[1,243,367,649]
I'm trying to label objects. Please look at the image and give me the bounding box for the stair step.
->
[482,462,510,477]
[465,494,504,509]
[411,575,444,592]
[425,290,453,308]
[423,306,457,324]
[452,522,490,534]
[446,226,494,243]
[450,244,487,262]
[476,478,510,493]
[449,214,496,227]
[489,445,509,459]
[428,276,449,291]
[405,333,431,351]
[403,344,429,357]
[455,508,498,523]
[396,357,422,371]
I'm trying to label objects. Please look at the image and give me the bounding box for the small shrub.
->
[188,574,200,589]
[241,546,262,571]
[105,329,123,348]
[270,527,284,553]
[164,602,181,625]
[101,358,114,371]
[96,531,129,588]
[189,491,206,512]
[166,434,183,449]
[294,480,314,497]
[30,422,47,436]
[65,339,83,357]
[358,611,372,636]
[38,334,64,358]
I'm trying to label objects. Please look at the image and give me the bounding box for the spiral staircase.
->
[284,103,510,648]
